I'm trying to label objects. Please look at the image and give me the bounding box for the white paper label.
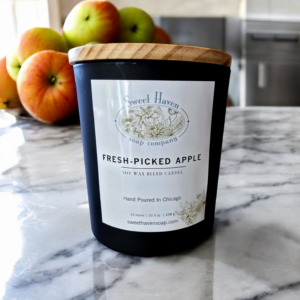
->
[91,80,215,232]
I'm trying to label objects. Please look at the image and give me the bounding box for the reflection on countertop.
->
[1,107,300,300]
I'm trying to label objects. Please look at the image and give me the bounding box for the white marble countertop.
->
[1,107,300,300]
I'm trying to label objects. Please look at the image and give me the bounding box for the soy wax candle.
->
[69,43,231,256]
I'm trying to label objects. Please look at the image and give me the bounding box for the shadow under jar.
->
[69,43,231,257]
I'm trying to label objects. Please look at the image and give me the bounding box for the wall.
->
[0,0,50,57]
[247,0,300,21]
[60,0,243,21]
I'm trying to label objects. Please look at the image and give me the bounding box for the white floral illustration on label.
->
[119,106,185,140]
[176,191,206,225]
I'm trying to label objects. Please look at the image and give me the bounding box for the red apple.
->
[17,51,78,123]
[7,27,68,81]
[152,26,172,44]
[0,56,22,109]
[63,0,120,48]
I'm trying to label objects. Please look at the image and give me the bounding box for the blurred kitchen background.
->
[1,0,300,107]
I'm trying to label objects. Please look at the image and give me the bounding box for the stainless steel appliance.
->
[155,17,241,106]
[245,20,300,106]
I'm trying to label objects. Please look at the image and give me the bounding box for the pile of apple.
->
[0,0,171,124]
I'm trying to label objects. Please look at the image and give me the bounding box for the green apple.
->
[63,0,120,48]
[118,7,155,43]
[6,27,68,81]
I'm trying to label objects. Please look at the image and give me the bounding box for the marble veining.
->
[1,107,300,300]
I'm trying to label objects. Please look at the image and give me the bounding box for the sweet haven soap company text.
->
[115,91,190,146]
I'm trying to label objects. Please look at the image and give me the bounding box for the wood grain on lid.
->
[68,43,231,67]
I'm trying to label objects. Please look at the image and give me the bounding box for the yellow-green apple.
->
[17,51,78,123]
[0,56,22,109]
[6,27,68,81]
[63,0,119,48]
[152,26,172,44]
[118,7,155,43]
[85,42,101,45]
[6,50,20,83]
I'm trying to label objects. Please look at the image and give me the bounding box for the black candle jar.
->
[69,44,231,256]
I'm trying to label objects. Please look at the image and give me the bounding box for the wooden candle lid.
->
[69,43,231,67]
